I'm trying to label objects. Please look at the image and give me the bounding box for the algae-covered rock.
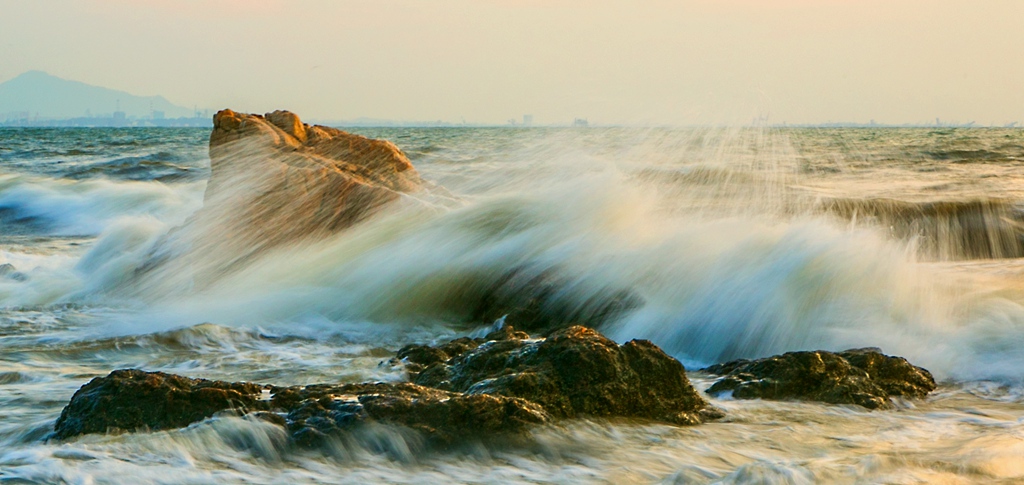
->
[54,371,547,445]
[53,369,265,439]
[702,348,936,409]
[411,325,721,425]
[274,382,547,447]
[55,325,718,446]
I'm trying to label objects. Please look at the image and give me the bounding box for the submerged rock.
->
[470,265,643,333]
[702,348,936,409]
[0,263,27,281]
[409,325,721,425]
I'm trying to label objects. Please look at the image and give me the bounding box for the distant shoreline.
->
[0,123,1018,129]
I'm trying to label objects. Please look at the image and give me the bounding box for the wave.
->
[64,152,207,182]
[924,149,1016,163]
[54,166,1017,384]
[817,197,1024,261]
[5,128,1024,385]
[0,172,203,237]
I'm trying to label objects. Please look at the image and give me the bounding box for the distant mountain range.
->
[0,71,203,125]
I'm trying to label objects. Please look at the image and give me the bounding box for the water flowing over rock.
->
[273,382,548,447]
[138,109,422,283]
[206,109,420,237]
[53,370,547,446]
[405,325,722,425]
[469,265,644,333]
[702,348,937,409]
[53,326,719,446]
[817,197,1024,261]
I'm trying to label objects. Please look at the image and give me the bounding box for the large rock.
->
[53,369,264,439]
[139,109,422,283]
[54,326,719,445]
[405,325,721,425]
[53,370,547,446]
[702,348,936,409]
[273,382,547,447]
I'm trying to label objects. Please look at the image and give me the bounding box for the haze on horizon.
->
[1,0,1021,126]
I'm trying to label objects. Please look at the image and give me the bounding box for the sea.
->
[1,126,1023,484]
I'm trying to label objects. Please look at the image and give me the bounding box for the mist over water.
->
[2,126,1024,483]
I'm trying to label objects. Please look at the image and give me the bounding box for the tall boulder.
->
[136,109,422,285]
[202,110,420,265]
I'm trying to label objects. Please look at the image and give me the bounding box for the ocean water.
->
[1,126,1024,484]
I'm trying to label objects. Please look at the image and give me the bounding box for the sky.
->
[1,0,1022,125]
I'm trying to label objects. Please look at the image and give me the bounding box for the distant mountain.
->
[0,71,195,120]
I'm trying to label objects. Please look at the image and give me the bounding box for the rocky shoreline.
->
[53,325,719,445]
[51,110,939,452]
[53,323,937,450]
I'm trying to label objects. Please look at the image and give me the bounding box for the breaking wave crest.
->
[4,128,1024,386]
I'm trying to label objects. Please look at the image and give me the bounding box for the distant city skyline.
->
[1,0,1022,126]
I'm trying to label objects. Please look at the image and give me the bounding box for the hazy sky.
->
[1,0,1021,125]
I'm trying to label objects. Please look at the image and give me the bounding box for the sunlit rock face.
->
[202,109,421,262]
[207,109,419,201]
[135,110,423,287]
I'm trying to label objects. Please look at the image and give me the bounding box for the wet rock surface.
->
[54,371,547,446]
[276,382,548,447]
[54,325,717,446]
[407,325,721,425]
[53,369,264,440]
[702,348,937,409]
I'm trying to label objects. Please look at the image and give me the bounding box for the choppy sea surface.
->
[2,126,1024,484]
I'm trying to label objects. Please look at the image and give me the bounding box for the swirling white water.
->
[1,126,1024,484]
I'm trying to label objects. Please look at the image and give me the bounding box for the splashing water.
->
[2,126,1024,483]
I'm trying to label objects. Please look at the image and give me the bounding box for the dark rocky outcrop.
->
[54,370,547,446]
[54,326,719,446]
[702,348,936,409]
[274,382,547,447]
[404,325,721,425]
[53,369,264,439]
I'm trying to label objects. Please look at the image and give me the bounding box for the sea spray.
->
[4,126,1024,483]
[5,126,1024,383]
